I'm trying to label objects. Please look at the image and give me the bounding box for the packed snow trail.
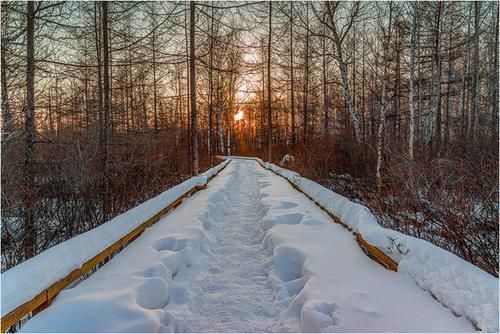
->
[177,161,280,332]
[22,159,475,332]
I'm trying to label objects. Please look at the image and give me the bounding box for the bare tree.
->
[471,1,481,141]
[289,2,295,144]
[376,2,393,190]
[302,2,309,143]
[23,0,36,259]
[492,3,499,141]
[322,11,328,135]
[190,1,199,175]
[408,3,419,161]
[100,1,110,222]
[324,2,363,143]
[267,1,272,162]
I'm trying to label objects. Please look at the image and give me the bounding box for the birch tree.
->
[408,3,419,161]
[324,2,362,143]
[375,2,393,190]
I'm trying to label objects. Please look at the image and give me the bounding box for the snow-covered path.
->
[22,159,475,333]
[179,161,280,332]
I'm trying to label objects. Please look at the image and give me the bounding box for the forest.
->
[1,0,498,278]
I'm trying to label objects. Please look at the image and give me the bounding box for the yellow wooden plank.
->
[355,233,398,272]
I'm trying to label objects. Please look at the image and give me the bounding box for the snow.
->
[20,159,479,332]
[264,159,499,332]
[1,160,229,318]
[280,154,295,165]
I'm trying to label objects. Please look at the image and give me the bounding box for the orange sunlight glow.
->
[234,110,244,121]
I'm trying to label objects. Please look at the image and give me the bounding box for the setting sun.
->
[234,110,244,121]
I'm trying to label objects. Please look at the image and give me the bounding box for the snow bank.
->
[1,160,229,318]
[263,161,498,332]
[20,192,216,332]
[280,154,295,165]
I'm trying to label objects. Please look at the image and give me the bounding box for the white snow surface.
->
[279,154,295,165]
[20,159,478,332]
[1,160,229,318]
[263,159,498,332]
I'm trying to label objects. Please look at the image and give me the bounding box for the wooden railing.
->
[1,161,229,332]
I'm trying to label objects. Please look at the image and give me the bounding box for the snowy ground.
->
[21,159,477,332]
[2,161,229,319]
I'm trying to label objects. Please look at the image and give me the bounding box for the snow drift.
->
[1,160,229,319]
[261,159,498,332]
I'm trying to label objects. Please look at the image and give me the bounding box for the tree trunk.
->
[177,64,183,142]
[302,2,309,142]
[141,77,147,130]
[492,4,499,141]
[428,3,443,153]
[152,11,158,134]
[322,12,328,135]
[290,2,295,144]
[24,0,36,259]
[95,3,103,138]
[128,44,133,132]
[267,1,272,161]
[260,39,265,148]
[376,3,392,190]
[408,3,419,161]
[185,3,192,174]
[101,1,110,222]
[462,5,472,139]
[109,39,113,135]
[1,37,12,142]
[436,4,444,151]
[208,5,214,163]
[416,21,422,144]
[326,2,362,144]
[83,42,90,131]
[217,70,224,153]
[189,1,199,175]
[361,25,366,142]
[395,24,401,139]
[472,1,481,141]
[48,88,54,136]
[444,19,453,145]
